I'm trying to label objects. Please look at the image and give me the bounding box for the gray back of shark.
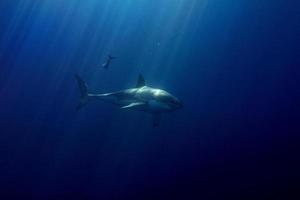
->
[75,74,183,126]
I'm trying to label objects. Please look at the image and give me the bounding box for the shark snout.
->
[171,99,183,110]
[175,100,183,109]
[178,101,183,108]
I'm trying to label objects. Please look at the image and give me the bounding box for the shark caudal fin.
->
[74,74,89,110]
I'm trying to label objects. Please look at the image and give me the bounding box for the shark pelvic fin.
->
[121,102,145,109]
[136,74,145,88]
[153,114,161,127]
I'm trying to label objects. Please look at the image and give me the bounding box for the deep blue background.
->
[0,0,299,199]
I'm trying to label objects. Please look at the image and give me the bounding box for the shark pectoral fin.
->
[121,102,145,109]
[153,114,161,127]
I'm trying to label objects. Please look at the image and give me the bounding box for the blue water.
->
[0,0,299,199]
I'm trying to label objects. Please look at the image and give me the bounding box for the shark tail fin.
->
[75,74,89,110]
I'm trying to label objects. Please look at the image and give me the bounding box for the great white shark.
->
[75,74,183,126]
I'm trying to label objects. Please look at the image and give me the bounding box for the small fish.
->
[102,55,117,69]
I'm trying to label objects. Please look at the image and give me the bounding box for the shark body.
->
[75,74,183,126]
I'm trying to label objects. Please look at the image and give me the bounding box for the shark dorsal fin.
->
[136,74,145,88]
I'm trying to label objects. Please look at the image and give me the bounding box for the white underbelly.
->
[147,100,170,113]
